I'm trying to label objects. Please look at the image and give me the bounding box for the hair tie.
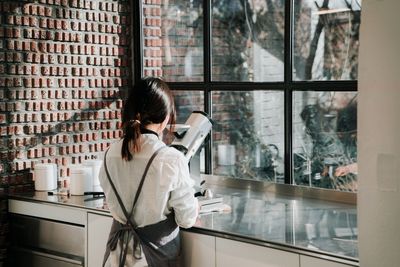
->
[129,119,141,125]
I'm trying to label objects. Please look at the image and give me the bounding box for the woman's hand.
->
[335,163,358,177]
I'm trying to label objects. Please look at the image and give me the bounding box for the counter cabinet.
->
[8,196,358,267]
[182,231,354,267]
[9,200,86,267]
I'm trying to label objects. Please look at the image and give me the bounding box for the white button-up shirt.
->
[99,133,198,266]
[100,133,198,228]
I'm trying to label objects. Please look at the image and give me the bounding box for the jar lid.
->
[69,165,91,173]
[34,163,55,170]
[83,160,102,166]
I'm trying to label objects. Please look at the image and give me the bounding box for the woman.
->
[99,77,198,267]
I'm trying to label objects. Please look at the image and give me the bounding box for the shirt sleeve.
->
[167,155,198,229]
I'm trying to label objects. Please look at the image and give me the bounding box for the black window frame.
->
[132,0,358,185]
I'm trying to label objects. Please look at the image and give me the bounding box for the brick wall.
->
[0,0,131,188]
[142,0,162,78]
[0,0,132,262]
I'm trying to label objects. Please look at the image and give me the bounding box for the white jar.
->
[69,165,92,195]
[217,144,236,166]
[83,160,103,192]
[34,163,58,191]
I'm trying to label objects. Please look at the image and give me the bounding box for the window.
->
[137,0,361,192]
[212,1,284,82]
[293,0,361,80]
[212,91,284,182]
[293,91,358,191]
[141,0,204,81]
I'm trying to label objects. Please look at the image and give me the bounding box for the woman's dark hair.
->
[121,77,176,161]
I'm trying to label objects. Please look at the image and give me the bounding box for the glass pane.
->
[293,0,362,80]
[293,91,358,191]
[142,0,204,81]
[173,90,204,123]
[212,0,284,82]
[212,91,284,182]
[165,90,204,141]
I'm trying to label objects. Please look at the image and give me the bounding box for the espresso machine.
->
[170,111,223,210]
[170,111,212,190]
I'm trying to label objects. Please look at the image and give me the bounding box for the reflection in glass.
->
[142,0,204,81]
[293,91,358,191]
[212,91,284,182]
[212,0,284,82]
[293,0,361,80]
[293,201,358,257]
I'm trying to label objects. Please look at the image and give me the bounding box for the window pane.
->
[142,1,204,81]
[212,91,284,182]
[212,0,284,82]
[172,90,204,123]
[293,0,361,80]
[293,91,358,191]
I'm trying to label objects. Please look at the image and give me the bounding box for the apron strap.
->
[102,145,167,267]
[128,145,167,218]
[104,145,166,224]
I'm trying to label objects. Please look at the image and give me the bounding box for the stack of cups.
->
[34,163,58,191]
[83,160,103,192]
[69,165,92,195]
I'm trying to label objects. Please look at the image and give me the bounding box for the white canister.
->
[83,160,103,192]
[217,144,236,166]
[69,165,92,195]
[34,163,58,191]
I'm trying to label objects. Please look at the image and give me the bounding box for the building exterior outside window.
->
[139,0,361,192]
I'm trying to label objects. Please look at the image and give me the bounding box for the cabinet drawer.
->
[10,247,83,267]
[10,213,85,258]
[9,199,86,225]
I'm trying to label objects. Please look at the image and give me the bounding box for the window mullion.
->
[284,0,294,184]
[204,0,212,173]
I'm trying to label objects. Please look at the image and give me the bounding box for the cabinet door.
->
[181,231,216,267]
[300,255,356,267]
[87,213,113,267]
[216,237,299,267]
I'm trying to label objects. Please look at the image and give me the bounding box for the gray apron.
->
[103,146,181,267]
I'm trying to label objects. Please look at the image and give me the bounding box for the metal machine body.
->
[170,111,212,193]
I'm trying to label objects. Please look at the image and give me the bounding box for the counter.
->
[8,177,358,266]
